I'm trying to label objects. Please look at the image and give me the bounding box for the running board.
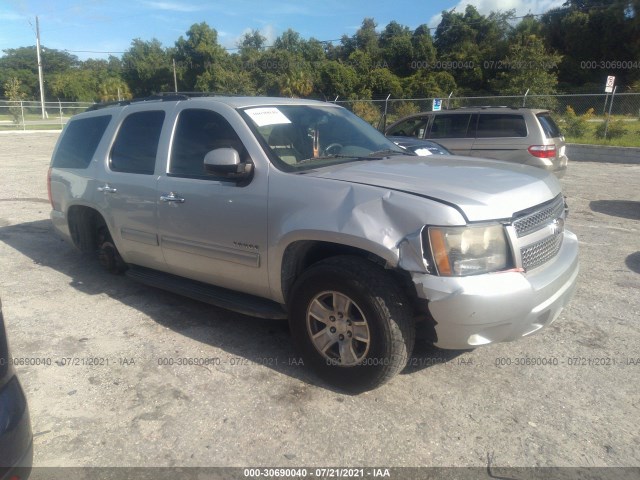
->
[126,266,288,320]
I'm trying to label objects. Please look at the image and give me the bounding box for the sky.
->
[0,0,565,60]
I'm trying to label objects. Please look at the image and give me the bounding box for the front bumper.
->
[0,377,33,480]
[1,441,32,480]
[412,230,579,350]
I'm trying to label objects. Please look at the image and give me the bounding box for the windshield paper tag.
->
[414,148,433,156]
[245,107,291,127]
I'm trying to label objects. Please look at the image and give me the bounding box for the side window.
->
[429,114,472,139]
[169,109,246,177]
[477,114,528,138]
[52,115,111,168]
[387,116,429,138]
[110,111,165,175]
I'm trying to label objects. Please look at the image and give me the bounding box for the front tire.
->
[288,256,415,392]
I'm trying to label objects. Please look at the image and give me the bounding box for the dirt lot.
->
[0,132,639,470]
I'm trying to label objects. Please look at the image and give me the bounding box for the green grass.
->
[563,117,640,147]
[0,124,64,131]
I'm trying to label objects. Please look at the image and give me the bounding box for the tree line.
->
[1,0,639,104]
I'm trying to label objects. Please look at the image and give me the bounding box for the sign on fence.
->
[605,76,615,93]
[432,98,442,111]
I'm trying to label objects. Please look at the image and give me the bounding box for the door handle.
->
[97,184,117,193]
[160,192,185,203]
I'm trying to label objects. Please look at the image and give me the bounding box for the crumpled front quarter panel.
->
[267,168,465,302]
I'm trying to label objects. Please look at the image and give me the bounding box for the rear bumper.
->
[525,154,568,179]
[50,209,73,245]
[412,230,579,349]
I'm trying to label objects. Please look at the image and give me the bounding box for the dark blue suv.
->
[0,298,33,480]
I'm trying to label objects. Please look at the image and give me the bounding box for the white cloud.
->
[0,11,24,21]
[429,0,565,29]
[141,1,206,13]
[261,24,277,45]
[226,24,277,50]
[268,4,314,16]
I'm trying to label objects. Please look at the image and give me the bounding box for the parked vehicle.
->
[387,136,451,156]
[48,94,579,391]
[0,297,33,480]
[385,107,568,177]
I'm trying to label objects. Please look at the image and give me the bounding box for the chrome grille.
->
[513,195,565,238]
[521,234,563,271]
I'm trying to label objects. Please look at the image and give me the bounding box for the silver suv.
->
[48,94,579,392]
[385,107,568,177]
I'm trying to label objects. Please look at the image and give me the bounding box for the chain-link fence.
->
[335,93,640,127]
[0,100,93,130]
[2,93,639,132]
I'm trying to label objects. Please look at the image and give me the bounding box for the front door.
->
[157,107,270,299]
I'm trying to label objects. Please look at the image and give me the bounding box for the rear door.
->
[426,113,474,155]
[95,105,171,270]
[470,113,529,163]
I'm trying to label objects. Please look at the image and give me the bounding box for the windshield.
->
[240,104,409,170]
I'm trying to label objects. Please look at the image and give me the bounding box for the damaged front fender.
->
[267,171,466,302]
[397,227,430,274]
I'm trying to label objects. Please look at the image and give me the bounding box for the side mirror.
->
[203,148,253,180]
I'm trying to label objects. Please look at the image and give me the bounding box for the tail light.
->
[47,167,53,208]
[528,145,556,159]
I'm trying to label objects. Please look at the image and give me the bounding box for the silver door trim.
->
[121,228,159,246]
[161,236,260,268]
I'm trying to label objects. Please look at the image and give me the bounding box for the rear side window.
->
[52,115,111,168]
[429,114,472,139]
[537,113,562,139]
[110,111,165,174]
[477,114,527,138]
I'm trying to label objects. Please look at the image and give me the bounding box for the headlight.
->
[425,224,512,276]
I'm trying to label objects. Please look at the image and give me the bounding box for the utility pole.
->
[173,58,178,93]
[35,16,46,119]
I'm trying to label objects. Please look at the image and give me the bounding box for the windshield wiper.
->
[365,149,414,159]
[296,154,355,165]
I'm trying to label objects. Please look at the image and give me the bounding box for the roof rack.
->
[452,106,521,110]
[85,91,243,111]
[159,91,240,97]
[86,93,192,111]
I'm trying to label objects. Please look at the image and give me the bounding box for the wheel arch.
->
[66,204,109,253]
[279,239,418,310]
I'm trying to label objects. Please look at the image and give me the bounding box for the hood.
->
[306,155,561,222]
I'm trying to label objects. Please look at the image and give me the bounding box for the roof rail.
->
[86,93,191,111]
[158,91,241,98]
[452,105,521,110]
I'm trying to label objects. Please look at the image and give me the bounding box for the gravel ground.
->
[0,131,638,470]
